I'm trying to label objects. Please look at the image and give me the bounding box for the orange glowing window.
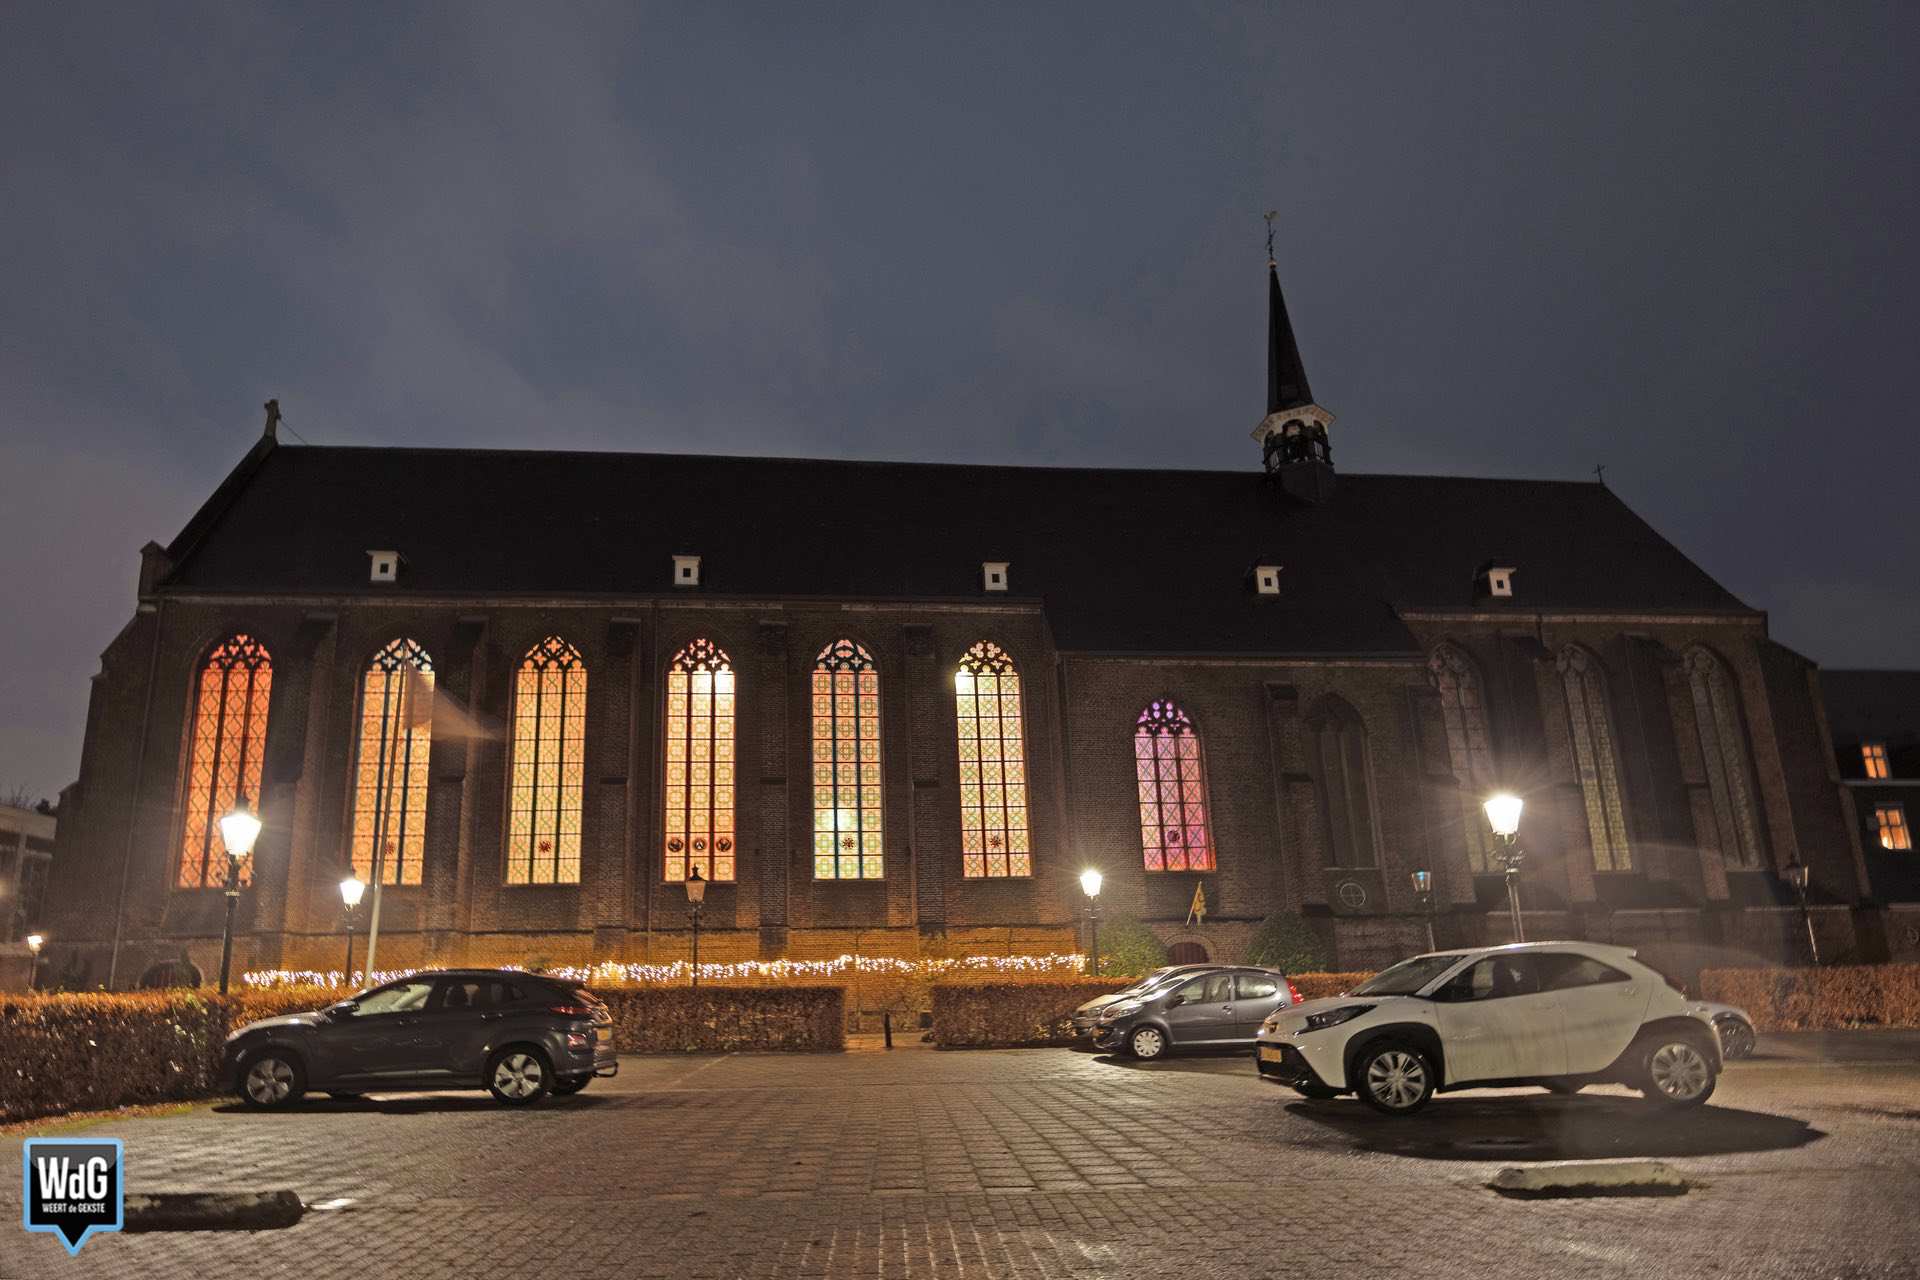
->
[507,636,586,885]
[349,639,435,886]
[1863,743,1891,780]
[665,638,735,883]
[1135,700,1215,872]
[1876,803,1911,851]
[955,641,1030,877]
[812,639,883,880]
[177,634,272,889]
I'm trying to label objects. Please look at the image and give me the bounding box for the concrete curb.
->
[124,1191,305,1232]
[1489,1161,1693,1199]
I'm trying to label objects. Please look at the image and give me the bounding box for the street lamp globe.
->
[1079,868,1103,899]
[25,933,44,955]
[1410,869,1431,895]
[218,796,263,860]
[339,876,366,909]
[1483,792,1524,840]
[685,865,707,905]
[1785,859,1810,892]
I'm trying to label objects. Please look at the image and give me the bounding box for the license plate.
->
[1258,1046,1283,1064]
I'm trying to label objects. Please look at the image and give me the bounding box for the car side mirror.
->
[1166,994,1186,1008]
[327,1000,358,1019]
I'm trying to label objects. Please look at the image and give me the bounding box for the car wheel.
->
[1354,1041,1435,1116]
[1291,1084,1340,1100]
[238,1050,306,1110]
[1636,1034,1717,1107]
[551,1076,589,1096]
[1716,1017,1756,1060]
[486,1046,553,1105]
[1128,1026,1168,1060]
[1541,1077,1586,1095]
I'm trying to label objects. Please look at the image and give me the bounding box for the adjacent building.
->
[1,802,55,990]
[1820,670,1920,959]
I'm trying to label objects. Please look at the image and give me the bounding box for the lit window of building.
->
[507,636,586,884]
[812,639,883,880]
[665,638,735,883]
[178,634,272,889]
[1863,742,1891,779]
[955,641,1030,877]
[349,639,435,885]
[1134,700,1215,872]
[1876,803,1912,851]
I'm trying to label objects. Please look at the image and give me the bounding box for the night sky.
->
[3,4,1916,801]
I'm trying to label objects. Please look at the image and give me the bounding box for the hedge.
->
[1701,963,1920,1031]
[931,978,1132,1047]
[599,986,843,1052]
[1293,972,1372,1000]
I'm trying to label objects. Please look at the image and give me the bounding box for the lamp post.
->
[1483,792,1525,943]
[1409,870,1436,952]
[684,867,706,988]
[1079,869,1103,976]
[24,932,44,992]
[1784,858,1819,965]
[339,876,366,981]
[215,796,262,995]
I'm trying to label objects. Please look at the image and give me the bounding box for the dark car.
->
[223,968,618,1109]
[1090,966,1296,1060]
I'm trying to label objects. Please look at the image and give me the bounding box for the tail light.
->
[1287,980,1303,1005]
[547,1003,594,1019]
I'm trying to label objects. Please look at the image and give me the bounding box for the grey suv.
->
[223,968,618,1108]
[1090,966,1295,1059]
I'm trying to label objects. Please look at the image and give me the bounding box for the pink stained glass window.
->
[1134,700,1216,872]
[507,636,586,885]
[177,634,272,889]
[348,639,435,886]
[955,641,1030,878]
[664,638,735,883]
[812,639,883,880]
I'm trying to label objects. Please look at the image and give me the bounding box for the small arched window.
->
[1428,643,1496,873]
[507,636,586,885]
[1134,700,1216,872]
[1306,697,1378,868]
[1684,647,1767,870]
[178,634,273,888]
[1558,646,1632,872]
[955,641,1030,877]
[349,639,435,886]
[812,639,883,880]
[665,638,735,883]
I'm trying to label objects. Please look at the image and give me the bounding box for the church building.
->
[43,259,1872,987]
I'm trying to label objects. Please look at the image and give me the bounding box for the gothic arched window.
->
[1684,646,1767,870]
[955,641,1030,877]
[178,634,273,889]
[812,639,883,880]
[349,639,435,886]
[1558,646,1633,872]
[507,636,586,885]
[1306,698,1378,868]
[1428,644,1497,873]
[1134,700,1216,872]
[665,638,735,883]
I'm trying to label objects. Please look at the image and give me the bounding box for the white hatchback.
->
[1253,942,1721,1115]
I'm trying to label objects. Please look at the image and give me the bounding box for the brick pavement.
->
[2,1036,1918,1278]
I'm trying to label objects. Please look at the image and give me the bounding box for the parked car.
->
[1694,1000,1758,1059]
[1092,966,1299,1059]
[1069,964,1216,1035]
[1253,942,1722,1115]
[223,968,618,1109]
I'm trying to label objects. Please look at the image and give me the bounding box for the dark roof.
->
[160,443,1754,657]
[1820,670,1920,744]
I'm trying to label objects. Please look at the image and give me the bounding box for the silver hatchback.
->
[1090,966,1296,1060]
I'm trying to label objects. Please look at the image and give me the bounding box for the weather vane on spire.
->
[1264,210,1278,265]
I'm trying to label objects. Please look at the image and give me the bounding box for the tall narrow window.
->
[1429,643,1497,873]
[349,639,435,886]
[955,641,1030,877]
[1684,647,1767,870]
[507,636,586,885]
[178,634,273,889]
[1306,698,1378,867]
[664,638,735,883]
[1558,646,1632,872]
[812,639,883,880]
[1863,743,1891,780]
[1876,803,1912,851]
[1135,700,1215,872]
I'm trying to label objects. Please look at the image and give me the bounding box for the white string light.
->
[241,951,1090,990]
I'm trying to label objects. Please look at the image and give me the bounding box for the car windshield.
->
[1349,953,1468,997]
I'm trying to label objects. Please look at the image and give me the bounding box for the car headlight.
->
[1303,1004,1374,1031]
[1100,1001,1143,1021]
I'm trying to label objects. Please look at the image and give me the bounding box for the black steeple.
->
[1251,219,1336,502]
[1266,259,1314,414]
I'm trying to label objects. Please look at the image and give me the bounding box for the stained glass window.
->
[1863,743,1891,780]
[1429,644,1497,873]
[1684,647,1767,871]
[177,634,272,889]
[507,636,586,885]
[812,639,883,880]
[349,639,435,886]
[1558,646,1633,872]
[1134,700,1215,872]
[1876,803,1912,851]
[665,638,735,883]
[955,641,1030,877]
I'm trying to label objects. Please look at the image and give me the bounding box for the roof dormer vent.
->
[368,550,401,584]
[673,554,702,587]
[1253,564,1282,596]
[1475,562,1517,600]
[982,561,1009,592]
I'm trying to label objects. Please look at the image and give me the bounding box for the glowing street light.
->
[1483,792,1526,943]
[1080,869,1103,976]
[339,876,366,979]
[216,795,261,994]
[24,932,45,992]
[685,867,707,988]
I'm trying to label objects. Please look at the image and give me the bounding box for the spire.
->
[1251,215,1336,501]
[1266,258,1314,414]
